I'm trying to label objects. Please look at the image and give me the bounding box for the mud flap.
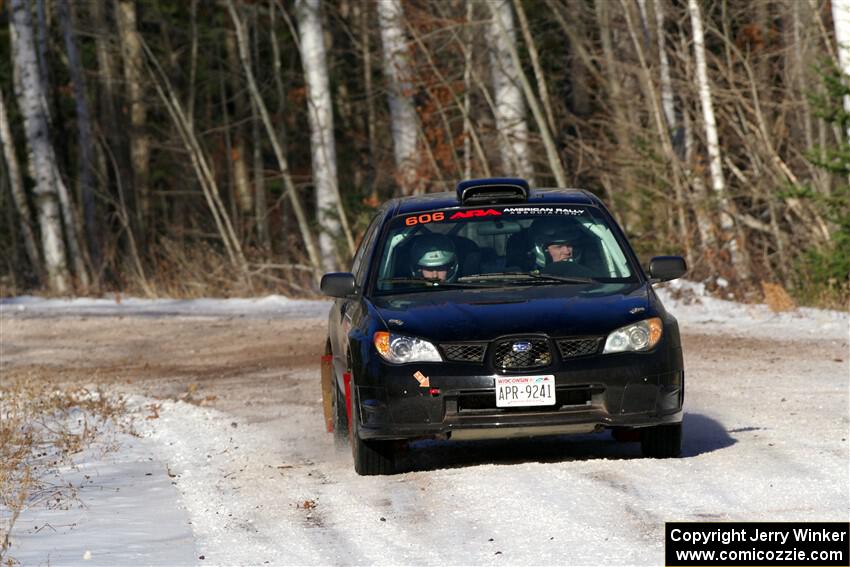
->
[320,354,333,432]
[343,372,353,434]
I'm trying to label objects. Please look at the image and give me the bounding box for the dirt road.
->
[2,308,848,565]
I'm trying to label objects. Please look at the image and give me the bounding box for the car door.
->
[330,210,385,385]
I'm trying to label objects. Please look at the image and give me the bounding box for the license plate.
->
[495,375,556,407]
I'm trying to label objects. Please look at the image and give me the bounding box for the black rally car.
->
[320,178,686,475]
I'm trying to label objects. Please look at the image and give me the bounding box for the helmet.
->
[531,219,584,267]
[410,234,458,281]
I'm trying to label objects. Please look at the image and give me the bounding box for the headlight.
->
[603,318,663,353]
[373,332,442,363]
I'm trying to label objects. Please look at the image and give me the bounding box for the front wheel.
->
[331,384,348,449]
[350,391,396,475]
[640,422,682,458]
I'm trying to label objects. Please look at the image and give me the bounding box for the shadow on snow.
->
[395,411,735,473]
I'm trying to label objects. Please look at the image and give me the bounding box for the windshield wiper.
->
[378,277,494,288]
[457,271,596,285]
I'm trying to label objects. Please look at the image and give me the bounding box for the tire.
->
[640,422,682,458]
[350,391,396,476]
[331,384,349,449]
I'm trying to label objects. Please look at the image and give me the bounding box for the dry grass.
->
[120,238,319,299]
[761,281,797,312]
[0,376,130,565]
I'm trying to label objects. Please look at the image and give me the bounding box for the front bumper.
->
[354,345,684,441]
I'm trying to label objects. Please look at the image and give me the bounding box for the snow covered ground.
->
[2,282,847,565]
[656,279,848,341]
[7,430,196,566]
[1,294,330,320]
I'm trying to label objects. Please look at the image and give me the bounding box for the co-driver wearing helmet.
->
[531,218,584,269]
[410,233,458,282]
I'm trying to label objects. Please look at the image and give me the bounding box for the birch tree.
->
[688,0,748,278]
[0,89,43,280]
[487,0,534,181]
[295,0,355,269]
[377,0,419,195]
[9,0,70,293]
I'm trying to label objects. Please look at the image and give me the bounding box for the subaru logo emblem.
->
[512,341,532,353]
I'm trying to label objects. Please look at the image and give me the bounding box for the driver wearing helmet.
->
[410,233,459,282]
[531,219,584,269]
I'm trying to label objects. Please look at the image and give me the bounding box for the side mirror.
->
[320,272,357,298]
[648,256,687,282]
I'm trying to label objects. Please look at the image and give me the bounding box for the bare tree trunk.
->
[9,0,70,293]
[225,0,322,275]
[35,0,51,120]
[487,0,535,181]
[295,0,355,268]
[250,6,270,251]
[833,0,850,139]
[356,0,378,197]
[621,0,692,267]
[688,0,749,279]
[595,0,638,228]
[791,0,831,199]
[140,36,248,275]
[377,0,419,195]
[187,0,199,126]
[92,0,132,207]
[654,0,676,132]
[225,29,254,215]
[546,0,595,120]
[0,89,44,281]
[513,0,556,135]
[462,0,473,179]
[683,100,713,251]
[115,0,151,232]
[59,0,99,272]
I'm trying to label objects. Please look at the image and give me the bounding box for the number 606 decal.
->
[405,212,445,226]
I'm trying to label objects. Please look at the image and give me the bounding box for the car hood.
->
[369,282,656,342]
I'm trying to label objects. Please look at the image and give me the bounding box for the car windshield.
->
[373,204,638,294]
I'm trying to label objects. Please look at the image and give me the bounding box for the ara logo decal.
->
[449,209,502,220]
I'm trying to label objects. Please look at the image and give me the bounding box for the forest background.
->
[1,0,848,307]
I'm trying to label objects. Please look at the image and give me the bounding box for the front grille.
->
[556,337,602,359]
[492,338,551,370]
[441,342,487,363]
[457,388,591,412]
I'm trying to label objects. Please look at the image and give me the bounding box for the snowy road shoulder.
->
[5,429,196,566]
[656,280,848,341]
[0,294,331,320]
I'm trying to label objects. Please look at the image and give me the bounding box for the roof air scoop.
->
[456,177,529,205]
